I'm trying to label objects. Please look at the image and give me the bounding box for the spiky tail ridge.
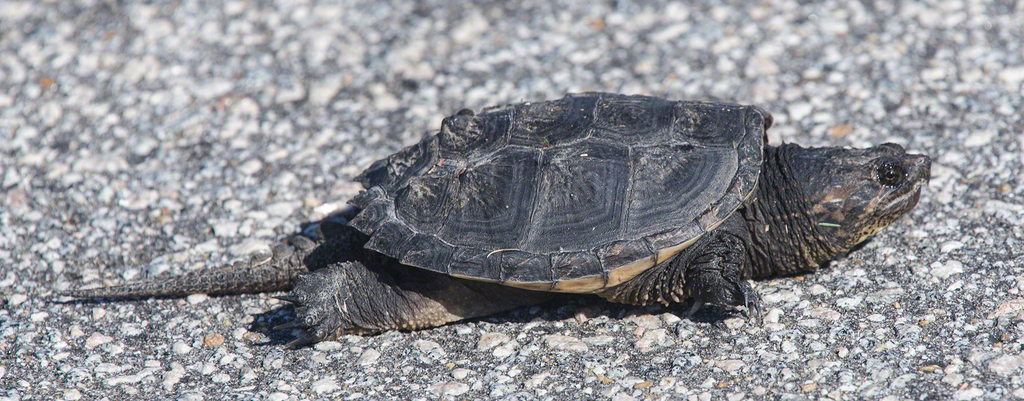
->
[62,236,318,299]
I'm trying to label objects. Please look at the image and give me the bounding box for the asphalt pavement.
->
[1,0,1023,399]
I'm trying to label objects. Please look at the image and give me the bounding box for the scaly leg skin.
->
[598,230,762,323]
[683,235,762,324]
[277,260,556,346]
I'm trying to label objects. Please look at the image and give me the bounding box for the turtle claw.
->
[272,262,372,345]
[273,294,300,304]
[742,282,763,325]
[685,301,705,318]
[273,321,305,331]
[285,334,316,349]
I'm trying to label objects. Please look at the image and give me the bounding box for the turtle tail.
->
[62,237,318,299]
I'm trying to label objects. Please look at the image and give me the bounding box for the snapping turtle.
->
[66,93,930,344]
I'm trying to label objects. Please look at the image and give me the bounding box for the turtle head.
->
[782,142,931,253]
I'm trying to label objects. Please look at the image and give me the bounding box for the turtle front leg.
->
[682,232,762,321]
[599,230,762,322]
[277,260,556,346]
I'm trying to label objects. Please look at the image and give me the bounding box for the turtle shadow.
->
[242,293,749,347]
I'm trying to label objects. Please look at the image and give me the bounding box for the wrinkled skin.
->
[64,140,929,345]
[598,143,930,315]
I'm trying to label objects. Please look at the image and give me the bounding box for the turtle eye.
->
[877,161,906,187]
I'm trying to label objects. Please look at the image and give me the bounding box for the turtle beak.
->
[905,154,931,186]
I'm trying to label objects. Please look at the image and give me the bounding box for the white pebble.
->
[525,372,549,388]
[230,97,260,117]
[543,335,588,352]
[8,294,27,306]
[998,66,1024,88]
[63,389,82,400]
[451,368,472,380]
[237,159,263,175]
[429,382,470,396]
[309,77,344,106]
[311,376,340,394]
[806,307,841,321]
[931,260,963,280]
[186,294,209,304]
[492,341,517,358]
[963,130,995,147]
[451,12,489,44]
[356,349,380,366]
[173,341,193,355]
[788,102,813,121]
[275,83,306,104]
[94,363,125,373]
[476,332,510,351]
[313,341,343,351]
[212,373,231,383]
[85,333,113,348]
[714,359,746,373]
[162,363,185,392]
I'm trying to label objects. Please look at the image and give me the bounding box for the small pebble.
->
[429,382,470,396]
[492,341,518,358]
[931,260,964,280]
[476,332,510,351]
[543,335,588,352]
[314,341,343,352]
[186,294,209,305]
[451,368,472,380]
[988,355,1024,376]
[63,389,82,400]
[8,294,27,306]
[203,333,225,347]
[311,376,340,394]
[806,307,841,321]
[524,372,548,388]
[715,359,745,373]
[85,333,113,349]
[356,349,380,366]
[173,341,193,355]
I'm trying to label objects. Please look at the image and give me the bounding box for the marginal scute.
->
[356,136,438,190]
[497,250,552,283]
[645,223,705,257]
[363,218,415,260]
[347,188,389,235]
[592,94,676,141]
[551,251,603,282]
[448,246,496,280]
[397,233,454,270]
[509,94,599,148]
[598,239,654,271]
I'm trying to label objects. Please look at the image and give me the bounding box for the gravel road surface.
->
[2,0,1023,399]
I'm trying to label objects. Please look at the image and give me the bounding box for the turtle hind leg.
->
[278,260,555,345]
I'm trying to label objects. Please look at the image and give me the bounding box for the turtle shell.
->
[348,93,770,293]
